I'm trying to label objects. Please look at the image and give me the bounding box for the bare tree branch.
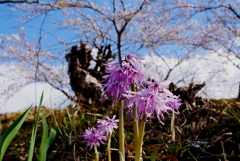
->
[0,0,61,8]
[228,4,240,19]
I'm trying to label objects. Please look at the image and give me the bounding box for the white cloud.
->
[0,82,70,114]
[143,51,240,99]
[1,50,240,113]
[0,63,72,114]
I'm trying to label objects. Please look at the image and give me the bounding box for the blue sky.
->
[1,7,19,34]
[0,4,77,56]
[0,1,240,113]
[0,1,197,58]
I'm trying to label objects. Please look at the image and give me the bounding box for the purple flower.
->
[97,115,119,135]
[102,52,145,102]
[123,80,182,124]
[78,127,107,150]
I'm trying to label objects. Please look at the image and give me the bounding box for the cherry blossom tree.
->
[0,0,239,104]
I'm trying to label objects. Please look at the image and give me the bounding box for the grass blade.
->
[28,91,44,161]
[46,127,56,150]
[0,105,32,161]
[37,114,56,161]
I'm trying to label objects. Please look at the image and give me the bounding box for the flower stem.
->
[119,99,125,161]
[171,111,175,141]
[131,84,139,152]
[108,134,112,161]
[171,111,176,155]
[135,119,145,161]
[94,144,99,161]
[133,106,139,151]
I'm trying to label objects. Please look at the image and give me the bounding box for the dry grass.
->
[1,98,240,161]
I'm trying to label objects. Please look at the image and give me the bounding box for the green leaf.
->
[37,114,56,161]
[0,105,32,161]
[28,91,44,161]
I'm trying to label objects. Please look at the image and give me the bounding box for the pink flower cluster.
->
[79,115,119,149]
[79,127,107,150]
[102,52,145,102]
[123,81,182,124]
[97,115,119,135]
[102,52,182,124]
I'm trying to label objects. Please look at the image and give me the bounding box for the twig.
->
[221,141,228,161]
[187,149,198,161]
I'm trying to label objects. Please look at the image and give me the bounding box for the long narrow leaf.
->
[0,105,32,161]
[37,114,56,161]
[36,114,48,161]
[28,91,44,161]
[46,127,56,150]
